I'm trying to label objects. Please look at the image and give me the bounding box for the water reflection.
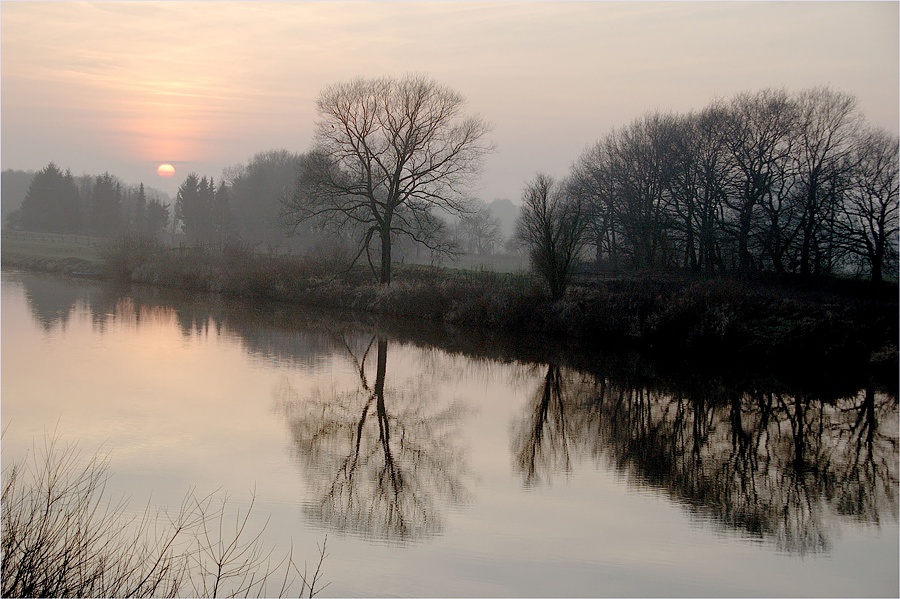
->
[512,363,898,554]
[513,364,579,486]
[278,333,469,543]
[8,270,898,555]
[20,274,121,332]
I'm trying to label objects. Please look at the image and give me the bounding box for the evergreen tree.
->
[213,180,233,246]
[133,183,148,234]
[175,173,226,244]
[17,163,82,233]
[175,173,205,243]
[144,198,170,239]
[90,172,124,236]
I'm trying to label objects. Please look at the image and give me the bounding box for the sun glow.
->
[157,163,176,177]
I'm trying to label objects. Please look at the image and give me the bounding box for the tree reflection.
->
[17,273,121,332]
[511,367,898,554]
[512,364,581,486]
[278,334,469,543]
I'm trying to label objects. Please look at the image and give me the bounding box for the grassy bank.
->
[5,234,898,381]
[1,231,106,275]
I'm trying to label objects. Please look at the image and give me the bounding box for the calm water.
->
[2,270,898,598]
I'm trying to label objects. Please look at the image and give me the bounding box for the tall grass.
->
[1,435,328,598]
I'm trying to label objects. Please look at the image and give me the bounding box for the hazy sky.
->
[2,1,898,201]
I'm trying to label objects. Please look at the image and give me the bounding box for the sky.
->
[2,1,898,202]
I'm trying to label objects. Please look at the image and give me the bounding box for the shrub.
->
[100,235,160,280]
[1,434,328,598]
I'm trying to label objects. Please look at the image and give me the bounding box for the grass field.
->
[1,231,107,273]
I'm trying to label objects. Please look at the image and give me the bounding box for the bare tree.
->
[569,135,622,271]
[724,88,798,272]
[516,173,590,301]
[836,128,900,284]
[283,74,492,285]
[791,87,862,276]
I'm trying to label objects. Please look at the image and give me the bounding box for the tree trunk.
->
[374,336,400,491]
[380,229,392,286]
[738,206,753,272]
[871,252,884,285]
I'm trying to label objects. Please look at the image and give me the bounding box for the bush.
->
[101,235,161,280]
[2,434,328,598]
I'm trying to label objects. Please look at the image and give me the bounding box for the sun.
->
[157,163,176,178]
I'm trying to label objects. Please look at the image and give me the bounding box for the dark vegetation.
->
[565,88,898,285]
[4,164,171,240]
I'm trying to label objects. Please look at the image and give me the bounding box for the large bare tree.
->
[283,74,492,285]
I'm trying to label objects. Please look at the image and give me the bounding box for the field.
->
[1,231,106,273]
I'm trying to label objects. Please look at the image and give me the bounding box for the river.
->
[2,270,897,597]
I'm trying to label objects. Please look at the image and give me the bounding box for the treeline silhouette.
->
[173,150,310,250]
[566,87,898,283]
[4,164,170,239]
[1,152,306,249]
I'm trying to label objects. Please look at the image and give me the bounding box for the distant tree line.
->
[3,151,315,251]
[9,82,895,290]
[171,150,325,251]
[5,163,170,239]
[519,87,898,292]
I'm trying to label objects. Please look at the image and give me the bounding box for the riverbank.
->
[3,236,897,387]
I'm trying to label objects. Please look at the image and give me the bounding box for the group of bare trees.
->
[285,76,895,296]
[565,87,898,283]
[272,81,900,291]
